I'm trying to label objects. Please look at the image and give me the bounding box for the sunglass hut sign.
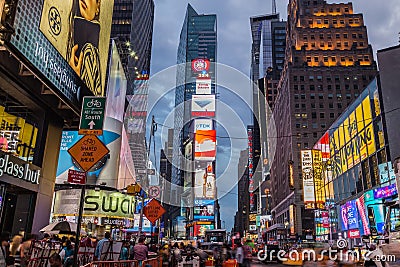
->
[0,154,40,184]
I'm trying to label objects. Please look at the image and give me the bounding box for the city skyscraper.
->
[269,0,377,239]
[249,12,286,235]
[112,0,155,179]
[171,4,217,237]
[111,0,154,85]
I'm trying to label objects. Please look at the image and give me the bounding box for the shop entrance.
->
[0,183,36,236]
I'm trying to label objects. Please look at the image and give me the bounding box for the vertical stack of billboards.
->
[191,59,217,236]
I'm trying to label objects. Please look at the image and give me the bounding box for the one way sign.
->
[79,96,106,135]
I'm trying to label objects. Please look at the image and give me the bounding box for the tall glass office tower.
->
[169,4,217,237]
[172,4,217,187]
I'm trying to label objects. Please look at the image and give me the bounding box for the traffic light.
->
[127,183,142,195]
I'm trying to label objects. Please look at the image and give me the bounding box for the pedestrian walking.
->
[9,235,22,266]
[95,232,111,261]
[49,253,62,267]
[242,241,252,267]
[235,243,244,267]
[133,237,148,266]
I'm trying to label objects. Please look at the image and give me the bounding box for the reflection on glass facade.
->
[313,78,395,239]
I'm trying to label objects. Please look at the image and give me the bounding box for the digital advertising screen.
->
[194,201,215,221]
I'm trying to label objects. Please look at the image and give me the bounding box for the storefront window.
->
[369,155,379,187]
[362,160,372,190]
[0,94,40,163]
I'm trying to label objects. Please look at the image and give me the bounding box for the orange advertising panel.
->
[195,130,216,161]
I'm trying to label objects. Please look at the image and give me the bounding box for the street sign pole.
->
[138,195,145,238]
[72,174,87,267]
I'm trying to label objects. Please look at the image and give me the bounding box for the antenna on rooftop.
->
[272,0,277,14]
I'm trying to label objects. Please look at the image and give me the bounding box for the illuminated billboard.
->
[289,204,295,235]
[39,0,114,96]
[194,169,216,199]
[196,77,212,94]
[52,189,136,219]
[329,96,376,179]
[191,95,216,117]
[195,130,216,161]
[194,224,214,236]
[56,130,120,187]
[0,106,38,162]
[192,58,210,73]
[301,150,315,209]
[7,0,114,110]
[194,200,215,221]
[194,119,213,132]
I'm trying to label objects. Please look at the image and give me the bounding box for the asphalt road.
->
[250,260,285,266]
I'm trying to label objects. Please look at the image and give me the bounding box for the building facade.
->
[111,0,154,85]
[311,43,400,243]
[172,4,217,238]
[269,0,377,240]
[0,0,116,235]
[111,0,155,180]
[236,149,250,236]
[250,13,286,237]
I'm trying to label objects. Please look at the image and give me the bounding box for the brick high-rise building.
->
[269,0,377,239]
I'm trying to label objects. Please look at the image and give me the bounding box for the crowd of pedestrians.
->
[0,230,257,267]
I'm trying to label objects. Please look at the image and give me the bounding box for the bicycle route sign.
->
[79,96,106,135]
[68,135,109,172]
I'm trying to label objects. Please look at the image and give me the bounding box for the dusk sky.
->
[147,0,400,232]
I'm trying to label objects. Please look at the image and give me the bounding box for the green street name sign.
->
[79,96,106,135]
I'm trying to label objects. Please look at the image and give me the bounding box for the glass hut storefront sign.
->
[0,153,40,184]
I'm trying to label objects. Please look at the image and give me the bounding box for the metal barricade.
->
[27,240,62,267]
[80,260,138,267]
[142,256,162,267]
[79,256,162,267]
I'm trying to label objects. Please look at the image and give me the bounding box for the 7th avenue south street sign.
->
[79,96,106,135]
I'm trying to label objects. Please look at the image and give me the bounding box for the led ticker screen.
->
[373,183,397,199]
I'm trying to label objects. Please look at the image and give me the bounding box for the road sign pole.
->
[73,174,86,267]
[138,195,145,238]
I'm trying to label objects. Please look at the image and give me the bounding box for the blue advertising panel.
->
[340,204,348,231]
[194,199,215,221]
[347,200,359,230]
[373,183,397,199]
